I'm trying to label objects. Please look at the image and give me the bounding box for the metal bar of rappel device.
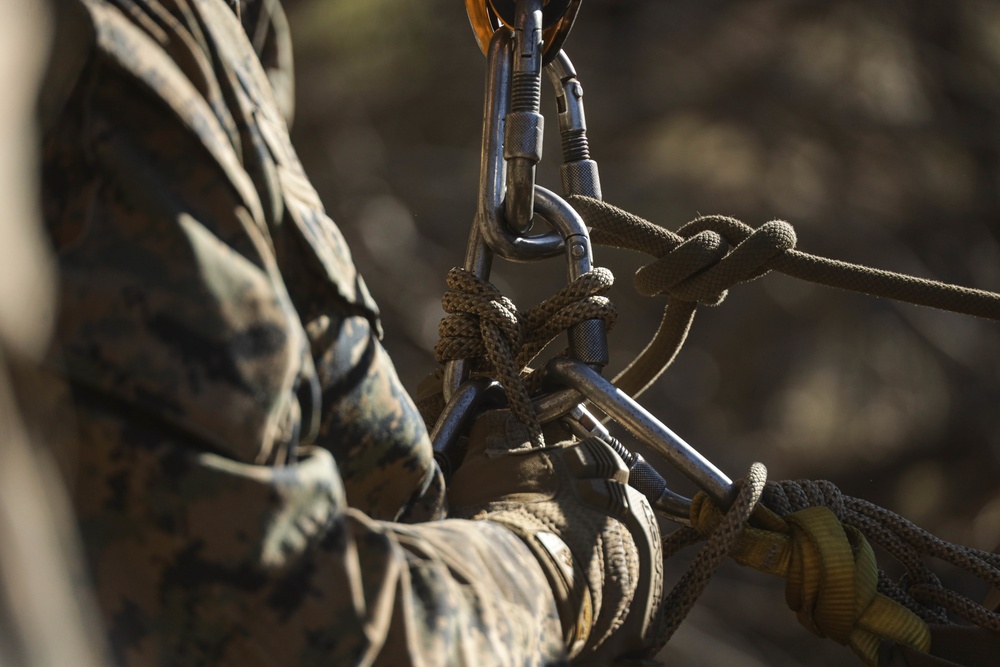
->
[548,357,736,509]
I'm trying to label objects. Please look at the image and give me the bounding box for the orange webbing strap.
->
[690,494,932,665]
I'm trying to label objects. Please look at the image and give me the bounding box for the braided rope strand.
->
[567,194,1000,399]
[434,267,615,445]
[657,463,768,647]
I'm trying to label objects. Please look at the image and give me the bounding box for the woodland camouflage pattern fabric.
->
[42,0,565,663]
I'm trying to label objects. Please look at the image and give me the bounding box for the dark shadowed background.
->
[284,1,1000,663]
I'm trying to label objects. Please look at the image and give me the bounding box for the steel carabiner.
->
[443,28,609,399]
[545,50,602,200]
[477,29,563,263]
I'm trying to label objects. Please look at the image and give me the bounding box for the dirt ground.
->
[286,1,1000,663]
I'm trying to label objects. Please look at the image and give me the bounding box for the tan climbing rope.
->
[434,266,616,446]
[568,194,1000,399]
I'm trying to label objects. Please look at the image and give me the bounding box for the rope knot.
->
[435,267,523,367]
[635,216,797,305]
[688,490,931,665]
[434,266,617,447]
[783,506,883,644]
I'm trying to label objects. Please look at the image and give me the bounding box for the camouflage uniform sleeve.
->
[225,0,449,522]
[70,404,565,665]
[42,0,566,664]
[237,0,295,124]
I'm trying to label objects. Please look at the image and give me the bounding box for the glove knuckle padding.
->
[563,436,630,484]
[448,410,665,662]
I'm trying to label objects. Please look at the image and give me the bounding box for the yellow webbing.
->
[690,494,932,665]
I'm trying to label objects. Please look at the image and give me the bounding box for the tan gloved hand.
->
[447,409,665,665]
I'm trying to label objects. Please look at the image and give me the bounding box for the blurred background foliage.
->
[285,1,1000,663]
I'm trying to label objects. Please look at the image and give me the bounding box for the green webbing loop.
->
[689,495,932,665]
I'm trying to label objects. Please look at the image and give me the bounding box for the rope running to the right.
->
[567,195,1000,399]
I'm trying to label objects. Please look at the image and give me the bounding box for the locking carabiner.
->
[475,30,608,368]
[477,29,563,263]
[503,0,545,233]
[443,28,609,399]
[545,50,602,200]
